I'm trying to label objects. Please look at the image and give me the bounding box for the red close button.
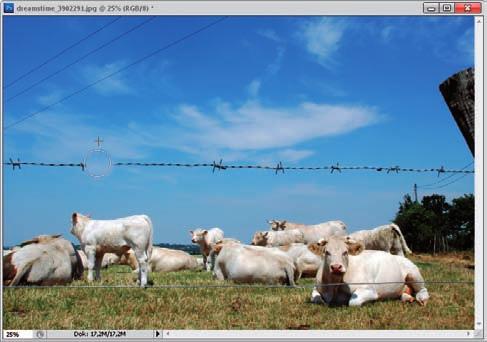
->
[455,2,482,13]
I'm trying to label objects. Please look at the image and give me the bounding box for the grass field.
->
[3,252,474,330]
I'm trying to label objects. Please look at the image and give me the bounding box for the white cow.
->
[251,229,304,247]
[348,224,412,256]
[207,238,241,271]
[212,243,298,286]
[3,235,84,286]
[309,236,429,307]
[122,247,201,273]
[278,243,321,279]
[70,213,153,287]
[189,228,224,271]
[268,220,347,244]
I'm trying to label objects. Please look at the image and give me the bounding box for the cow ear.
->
[189,230,193,235]
[307,243,325,256]
[72,213,78,225]
[346,238,364,256]
[203,230,208,235]
[317,238,328,247]
[214,244,224,254]
[20,237,40,247]
[263,231,269,238]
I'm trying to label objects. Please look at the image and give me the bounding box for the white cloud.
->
[257,29,283,43]
[82,61,133,96]
[298,18,347,66]
[149,100,380,162]
[247,79,261,97]
[380,26,394,43]
[7,98,380,165]
[266,46,285,76]
[277,149,314,162]
[37,90,64,106]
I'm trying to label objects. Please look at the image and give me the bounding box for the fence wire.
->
[2,159,476,176]
[3,280,474,289]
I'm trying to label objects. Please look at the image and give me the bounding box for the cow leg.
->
[94,253,103,281]
[310,287,325,305]
[405,272,429,306]
[203,255,209,271]
[135,249,149,287]
[348,287,379,307]
[85,247,96,282]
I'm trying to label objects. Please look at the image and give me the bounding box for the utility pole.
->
[413,183,418,203]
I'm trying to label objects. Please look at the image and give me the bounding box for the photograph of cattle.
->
[3,15,475,330]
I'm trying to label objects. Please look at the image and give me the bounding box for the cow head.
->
[189,229,208,244]
[251,231,269,246]
[268,220,286,231]
[308,236,364,277]
[70,212,90,239]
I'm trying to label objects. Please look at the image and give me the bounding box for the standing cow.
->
[189,228,224,271]
[347,224,412,256]
[70,213,153,287]
[251,229,304,247]
[3,235,84,286]
[308,236,429,307]
[268,220,347,244]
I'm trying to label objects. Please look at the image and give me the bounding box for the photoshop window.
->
[0,1,484,341]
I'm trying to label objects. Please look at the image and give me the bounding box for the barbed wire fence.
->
[2,158,476,176]
[3,280,475,290]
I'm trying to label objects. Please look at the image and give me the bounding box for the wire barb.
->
[212,159,227,173]
[387,165,400,174]
[330,163,341,174]
[437,166,445,177]
[9,158,21,170]
[275,161,285,174]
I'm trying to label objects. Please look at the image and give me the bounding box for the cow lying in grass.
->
[278,243,321,279]
[122,247,202,273]
[70,213,153,287]
[268,220,347,244]
[211,242,299,286]
[3,235,83,286]
[308,236,429,307]
[251,229,304,247]
[207,238,241,271]
[347,224,412,256]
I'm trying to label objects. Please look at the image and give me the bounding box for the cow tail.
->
[391,223,412,255]
[143,216,153,261]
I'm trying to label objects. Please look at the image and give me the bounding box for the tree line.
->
[393,193,474,253]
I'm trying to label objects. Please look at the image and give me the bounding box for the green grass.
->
[3,253,474,330]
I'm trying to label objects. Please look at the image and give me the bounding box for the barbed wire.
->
[418,161,474,188]
[3,280,474,289]
[2,159,475,175]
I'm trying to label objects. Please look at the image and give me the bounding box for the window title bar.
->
[0,1,484,16]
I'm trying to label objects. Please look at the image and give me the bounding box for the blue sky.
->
[3,16,474,246]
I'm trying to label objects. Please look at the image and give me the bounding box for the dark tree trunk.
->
[439,68,475,156]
